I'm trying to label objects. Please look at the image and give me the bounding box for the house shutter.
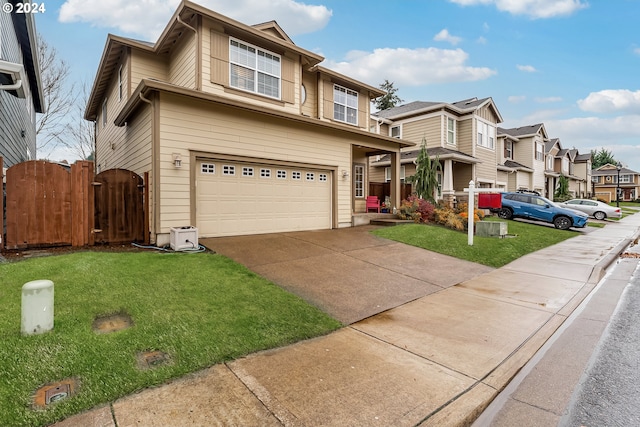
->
[210,30,229,86]
[281,55,295,104]
[322,79,334,120]
[357,90,367,129]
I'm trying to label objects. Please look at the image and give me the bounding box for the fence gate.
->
[93,169,145,244]
[4,160,94,250]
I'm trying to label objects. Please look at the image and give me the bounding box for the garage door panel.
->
[196,160,332,237]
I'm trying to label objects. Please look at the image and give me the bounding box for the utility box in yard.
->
[476,221,507,238]
[170,226,198,251]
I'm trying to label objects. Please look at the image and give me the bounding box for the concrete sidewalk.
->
[51,216,640,427]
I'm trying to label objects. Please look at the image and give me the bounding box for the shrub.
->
[397,195,436,223]
[433,206,465,231]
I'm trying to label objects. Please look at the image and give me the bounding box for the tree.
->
[554,175,570,201]
[591,148,617,169]
[407,137,441,203]
[58,82,95,160]
[36,33,77,157]
[374,79,403,111]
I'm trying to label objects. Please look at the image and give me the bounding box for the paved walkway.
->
[51,216,640,427]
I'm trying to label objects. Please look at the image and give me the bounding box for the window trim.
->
[390,125,401,138]
[333,84,358,126]
[447,117,456,145]
[354,164,365,198]
[229,37,281,100]
[118,65,123,101]
[384,166,406,182]
[535,142,544,161]
[505,140,512,159]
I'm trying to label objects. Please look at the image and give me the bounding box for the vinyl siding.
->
[401,116,441,146]
[157,93,353,232]
[514,139,534,169]
[168,31,196,89]
[201,18,300,114]
[0,8,36,165]
[457,118,473,156]
[130,49,168,90]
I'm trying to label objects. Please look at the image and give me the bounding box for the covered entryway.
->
[196,159,333,237]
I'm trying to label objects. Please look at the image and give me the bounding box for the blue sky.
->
[35,0,640,170]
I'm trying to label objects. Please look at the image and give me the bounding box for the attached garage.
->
[196,158,333,237]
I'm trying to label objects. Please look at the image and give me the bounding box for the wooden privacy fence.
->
[0,158,147,250]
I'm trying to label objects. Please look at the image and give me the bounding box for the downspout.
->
[138,92,158,244]
[0,79,22,91]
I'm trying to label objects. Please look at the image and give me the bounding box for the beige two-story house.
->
[369,97,503,206]
[497,124,548,195]
[85,0,410,244]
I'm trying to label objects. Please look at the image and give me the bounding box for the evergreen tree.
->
[407,137,441,203]
[374,80,403,111]
[590,148,616,169]
[554,175,570,201]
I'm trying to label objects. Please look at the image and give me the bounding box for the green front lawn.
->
[0,251,341,427]
[372,218,577,268]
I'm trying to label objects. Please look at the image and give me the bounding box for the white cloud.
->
[448,0,588,19]
[535,96,562,103]
[517,64,537,72]
[324,47,496,87]
[59,0,332,40]
[508,95,526,103]
[476,36,488,44]
[433,29,462,45]
[577,89,640,114]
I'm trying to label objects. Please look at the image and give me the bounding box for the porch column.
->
[390,151,401,210]
[442,159,455,207]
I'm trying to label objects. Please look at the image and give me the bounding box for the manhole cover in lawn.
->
[137,350,172,370]
[32,378,78,408]
[92,312,133,334]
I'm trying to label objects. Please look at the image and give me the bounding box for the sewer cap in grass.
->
[137,350,172,370]
[32,378,78,408]
[92,312,133,334]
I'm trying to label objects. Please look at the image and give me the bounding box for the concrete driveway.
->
[201,225,494,324]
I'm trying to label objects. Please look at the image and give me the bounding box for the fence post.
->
[71,161,95,247]
[0,156,4,251]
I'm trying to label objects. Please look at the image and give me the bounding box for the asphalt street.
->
[560,262,640,426]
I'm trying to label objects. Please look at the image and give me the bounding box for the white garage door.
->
[196,160,332,237]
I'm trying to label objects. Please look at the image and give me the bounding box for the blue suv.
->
[497,191,588,230]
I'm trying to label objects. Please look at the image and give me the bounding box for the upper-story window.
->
[535,142,544,161]
[333,84,358,125]
[447,118,456,145]
[229,38,281,99]
[546,154,553,170]
[505,140,513,159]
[620,174,632,183]
[562,157,569,174]
[591,176,599,183]
[476,120,494,149]
[390,125,401,138]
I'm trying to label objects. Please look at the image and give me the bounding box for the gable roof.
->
[593,163,638,175]
[86,0,325,120]
[498,123,548,140]
[372,146,480,165]
[373,96,503,123]
[575,153,591,162]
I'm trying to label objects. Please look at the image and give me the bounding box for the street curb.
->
[587,229,640,284]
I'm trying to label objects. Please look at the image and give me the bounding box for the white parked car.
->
[557,199,622,220]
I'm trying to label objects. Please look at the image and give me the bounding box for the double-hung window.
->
[334,84,358,125]
[505,140,513,159]
[447,118,455,145]
[229,38,281,99]
[476,120,495,149]
[535,142,544,161]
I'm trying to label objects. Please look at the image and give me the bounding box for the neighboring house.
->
[592,163,640,203]
[497,124,548,196]
[85,0,410,244]
[370,97,503,206]
[573,151,592,197]
[0,0,44,167]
